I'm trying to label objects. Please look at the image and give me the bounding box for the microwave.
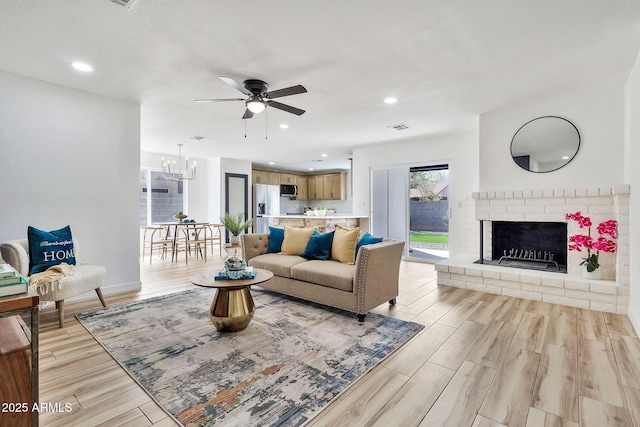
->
[280,184,298,196]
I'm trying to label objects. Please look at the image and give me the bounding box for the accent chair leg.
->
[96,288,107,307]
[357,314,366,323]
[57,300,65,328]
[389,298,397,305]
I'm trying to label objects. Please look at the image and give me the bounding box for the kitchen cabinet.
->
[268,172,281,185]
[322,172,347,200]
[253,170,269,185]
[296,176,308,200]
[280,173,296,184]
[308,175,324,200]
[252,169,346,201]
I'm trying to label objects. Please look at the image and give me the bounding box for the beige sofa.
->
[241,233,404,322]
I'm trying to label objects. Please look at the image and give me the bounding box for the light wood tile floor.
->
[37,255,640,426]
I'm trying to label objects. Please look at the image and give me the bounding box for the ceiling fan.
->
[195,76,307,119]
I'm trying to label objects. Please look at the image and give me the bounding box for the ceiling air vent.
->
[190,136,206,141]
[110,0,138,10]
[387,124,409,131]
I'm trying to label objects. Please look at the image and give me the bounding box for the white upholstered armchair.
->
[0,239,107,328]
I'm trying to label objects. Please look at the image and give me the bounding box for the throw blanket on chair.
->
[29,263,75,295]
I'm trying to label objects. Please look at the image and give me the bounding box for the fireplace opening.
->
[480,221,567,273]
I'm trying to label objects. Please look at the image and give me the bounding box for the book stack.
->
[214,266,256,281]
[0,264,28,298]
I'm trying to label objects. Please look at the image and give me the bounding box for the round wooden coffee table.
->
[191,268,273,332]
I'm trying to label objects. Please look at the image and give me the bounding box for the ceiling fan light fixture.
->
[246,96,266,114]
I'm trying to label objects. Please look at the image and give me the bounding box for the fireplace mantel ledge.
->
[435,254,624,314]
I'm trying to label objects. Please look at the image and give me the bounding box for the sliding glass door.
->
[408,164,449,261]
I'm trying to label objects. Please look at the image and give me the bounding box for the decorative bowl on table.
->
[173,214,188,223]
[224,256,247,280]
[314,209,326,216]
[305,210,314,216]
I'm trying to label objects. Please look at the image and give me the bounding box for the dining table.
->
[152,222,223,262]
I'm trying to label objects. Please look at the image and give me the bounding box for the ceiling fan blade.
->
[267,100,305,116]
[219,76,252,96]
[266,85,307,99]
[242,109,254,119]
[194,98,245,103]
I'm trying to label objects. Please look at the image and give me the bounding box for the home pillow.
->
[280,226,316,255]
[331,225,360,264]
[301,231,334,260]
[267,226,285,253]
[356,232,383,254]
[27,225,76,275]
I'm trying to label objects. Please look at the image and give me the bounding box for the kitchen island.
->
[265,214,367,233]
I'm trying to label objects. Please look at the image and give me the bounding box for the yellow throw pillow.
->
[331,225,360,264]
[280,226,316,255]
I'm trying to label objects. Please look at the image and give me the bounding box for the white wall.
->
[352,126,480,256]
[0,71,141,294]
[479,82,625,191]
[625,51,640,332]
[140,150,208,222]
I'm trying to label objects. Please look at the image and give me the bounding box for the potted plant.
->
[565,211,617,279]
[314,206,326,216]
[173,211,188,223]
[221,213,253,245]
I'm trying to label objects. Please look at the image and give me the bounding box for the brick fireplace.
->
[436,185,630,314]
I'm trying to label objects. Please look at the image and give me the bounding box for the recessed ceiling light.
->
[280,124,289,129]
[384,97,398,104]
[562,155,570,160]
[308,167,314,171]
[71,62,93,72]
[321,153,328,157]
[269,161,275,165]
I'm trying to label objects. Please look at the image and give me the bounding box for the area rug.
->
[77,288,423,427]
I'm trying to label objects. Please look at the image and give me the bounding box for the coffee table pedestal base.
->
[209,287,255,332]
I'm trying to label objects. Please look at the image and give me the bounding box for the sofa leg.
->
[357,314,366,323]
[57,300,65,328]
[389,298,397,305]
[96,288,107,307]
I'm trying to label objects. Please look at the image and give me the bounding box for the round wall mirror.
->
[510,116,580,173]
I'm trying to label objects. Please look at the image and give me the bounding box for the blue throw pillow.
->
[301,231,334,260]
[356,232,383,254]
[267,227,285,253]
[27,225,76,274]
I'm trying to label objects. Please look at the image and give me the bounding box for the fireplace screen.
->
[489,221,567,273]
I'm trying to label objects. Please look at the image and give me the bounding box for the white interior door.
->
[371,167,408,247]
[371,169,389,238]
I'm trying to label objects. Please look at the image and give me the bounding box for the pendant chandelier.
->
[161,144,196,181]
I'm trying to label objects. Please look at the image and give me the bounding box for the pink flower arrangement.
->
[565,211,617,273]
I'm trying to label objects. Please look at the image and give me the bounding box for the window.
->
[140,169,185,226]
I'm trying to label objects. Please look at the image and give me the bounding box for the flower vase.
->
[230,235,240,245]
[582,268,603,280]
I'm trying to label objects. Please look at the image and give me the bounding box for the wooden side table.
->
[0,290,39,427]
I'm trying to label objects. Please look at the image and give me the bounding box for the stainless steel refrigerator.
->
[254,184,280,233]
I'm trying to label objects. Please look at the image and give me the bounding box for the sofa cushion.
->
[281,226,316,255]
[267,227,285,253]
[247,253,307,278]
[28,225,76,274]
[356,232,383,254]
[291,260,354,292]
[331,225,360,265]
[301,231,334,260]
